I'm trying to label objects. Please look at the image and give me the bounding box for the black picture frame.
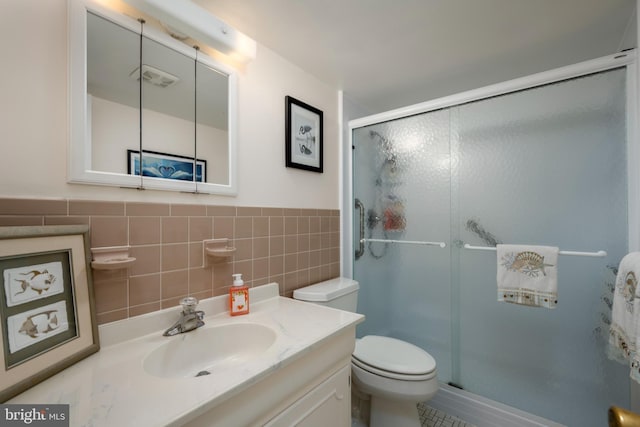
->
[285,96,323,173]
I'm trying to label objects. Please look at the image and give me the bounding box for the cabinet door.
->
[264,365,350,427]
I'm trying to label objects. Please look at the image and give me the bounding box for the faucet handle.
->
[180,296,199,313]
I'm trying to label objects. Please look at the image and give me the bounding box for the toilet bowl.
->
[293,278,438,427]
[351,335,438,427]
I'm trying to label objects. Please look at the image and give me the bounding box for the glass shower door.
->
[351,64,631,427]
[352,110,454,382]
[454,68,630,425]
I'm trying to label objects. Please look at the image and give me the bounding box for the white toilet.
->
[293,278,438,427]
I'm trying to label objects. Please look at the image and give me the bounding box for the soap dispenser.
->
[229,273,249,316]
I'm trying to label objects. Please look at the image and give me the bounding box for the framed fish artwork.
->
[0,225,99,402]
[285,96,323,173]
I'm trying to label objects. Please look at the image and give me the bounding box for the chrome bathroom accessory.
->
[355,198,447,259]
[364,238,446,248]
[355,199,365,259]
[463,244,607,257]
[163,297,205,336]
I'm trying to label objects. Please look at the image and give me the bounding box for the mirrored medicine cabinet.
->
[68,0,237,194]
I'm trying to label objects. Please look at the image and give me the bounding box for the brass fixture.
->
[609,406,640,427]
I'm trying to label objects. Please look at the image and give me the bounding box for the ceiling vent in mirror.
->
[129,64,180,88]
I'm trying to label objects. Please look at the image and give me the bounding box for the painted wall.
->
[0,0,340,209]
[91,96,229,184]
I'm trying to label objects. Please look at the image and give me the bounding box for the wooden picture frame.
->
[285,96,323,173]
[0,225,99,402]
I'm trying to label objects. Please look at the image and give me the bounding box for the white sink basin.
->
[143,323,277,378]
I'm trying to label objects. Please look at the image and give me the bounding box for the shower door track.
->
[349,50,636,129]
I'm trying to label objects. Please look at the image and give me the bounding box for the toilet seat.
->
[352,356,437,381]
[352,335,436,380]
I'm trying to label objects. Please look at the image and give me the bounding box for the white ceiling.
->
[195,0,637,114]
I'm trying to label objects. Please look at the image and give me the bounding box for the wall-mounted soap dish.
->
[91,246,136,270]
[204,238,236,260]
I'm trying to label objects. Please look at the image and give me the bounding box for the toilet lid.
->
[292,278,359,302]
[353,335,436,375]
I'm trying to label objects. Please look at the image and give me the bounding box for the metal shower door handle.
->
[355,198,365,259]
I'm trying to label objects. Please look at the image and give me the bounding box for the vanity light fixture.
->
[123,0,256,63]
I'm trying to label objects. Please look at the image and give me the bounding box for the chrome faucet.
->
[163,297,205,336]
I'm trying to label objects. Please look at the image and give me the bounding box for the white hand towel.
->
[608,252,640,383]
[497,244,559,309]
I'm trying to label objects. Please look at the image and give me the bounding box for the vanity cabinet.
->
[264,365,351,427]
[183,326,355,427]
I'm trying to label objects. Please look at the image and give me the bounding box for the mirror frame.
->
[68,0,238,195]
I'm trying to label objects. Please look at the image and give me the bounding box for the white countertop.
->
[8,283,364,427]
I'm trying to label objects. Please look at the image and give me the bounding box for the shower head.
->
[369,130,387,142]
[369,130,393,149]
[370,130,394,157]
[369,129,399,178]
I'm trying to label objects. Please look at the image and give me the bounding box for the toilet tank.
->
[292,277,359,312]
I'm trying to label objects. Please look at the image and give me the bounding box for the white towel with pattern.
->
[608,252,640,383]
[497,244,559,309]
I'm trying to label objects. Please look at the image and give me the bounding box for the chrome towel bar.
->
[463,244,607,258]
[363,238,446,248]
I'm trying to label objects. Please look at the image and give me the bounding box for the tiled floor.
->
[351,400,476,427]
[418,403,477,427]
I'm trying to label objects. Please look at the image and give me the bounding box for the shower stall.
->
[348,52,637,426]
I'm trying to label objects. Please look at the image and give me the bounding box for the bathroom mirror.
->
[69,0,237,194]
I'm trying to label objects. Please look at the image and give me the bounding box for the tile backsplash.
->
[0,198,340,324]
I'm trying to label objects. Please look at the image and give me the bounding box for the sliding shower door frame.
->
[344,49,640,412]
